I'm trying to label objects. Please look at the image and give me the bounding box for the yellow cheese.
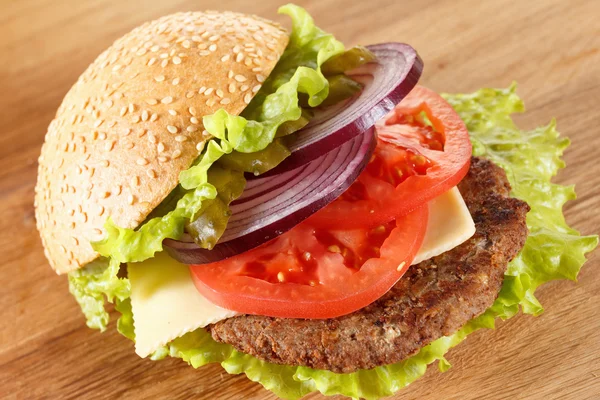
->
[129,252,240,358]
[412,186,476,265]
[130,187,474,358]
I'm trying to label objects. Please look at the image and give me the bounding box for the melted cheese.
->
[130,187,475,358]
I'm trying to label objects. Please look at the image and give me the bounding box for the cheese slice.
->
[411,186,476,265]
[130,186,475,358]
[129,252,240,358]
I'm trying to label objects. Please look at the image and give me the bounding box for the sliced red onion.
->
[270,42,422,173]
[164,129,375,264]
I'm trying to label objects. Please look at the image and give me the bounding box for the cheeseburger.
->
[34,4,597,399]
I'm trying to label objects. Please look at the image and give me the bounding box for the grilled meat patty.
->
[208,157,530,373]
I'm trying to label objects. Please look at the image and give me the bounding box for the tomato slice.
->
[309,85,471,229]
[190,205,428,319]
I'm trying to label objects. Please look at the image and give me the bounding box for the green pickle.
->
[218,139,292,176]
[186,167,246,249]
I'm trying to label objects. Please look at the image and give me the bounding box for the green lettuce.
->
[68,257,129,331]
[163,85,597,399]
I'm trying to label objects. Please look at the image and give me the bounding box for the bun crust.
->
[34,11,288,274]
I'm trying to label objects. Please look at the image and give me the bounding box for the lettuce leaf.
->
[68,257,129,331]
[165,85,597,399]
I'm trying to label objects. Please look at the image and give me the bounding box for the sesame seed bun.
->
[34,11,288,274]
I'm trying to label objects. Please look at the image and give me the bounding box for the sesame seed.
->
[196,142,205,152]
[157,142,166,152]
[208,35,220,41]
[148,57,157,66]
[240,84,249,92]
[104,141,115,151]
[172,77,180,85]
[244,58,252,66]
[198,86,207,94]
[235,52,244,63]
[227,70,234,79]
[154,74,166,82]
[233,45,240,53]
[208,44,217,52]
[94,119,104,128]
[131,176,140,186]
[206,98,216,107]
[204,87,214,95]
[161,96,173,104]
[146,169,157,179]
[128,103,135,113]
[216,89,224,98]
[175,135,188,142]
[397,261,406,272]
[188,106,197,116]
[158,155,169,162]
[252,67,263,72]
[198,43,208,49]
[136,48,147,56]
[167,125,178,133]
[190,116,199,124]
[244,93,252,104]
[173,56,182,64]
[199,50,210,56]
[220,98,231,105]
[172,149,182,159]
[252,85,261,93]
[120,106,127,116]
[150,113,158,122]
[137,158,149,166]
[168,109,178,116]
[192,35,202,42]
[221,54,230,62]
[131,115,140,123]
[277,272,285,282]
[145,98,158,105]
[257,74,265,83]
[186,125,197,132]
[160,52,169,59]
[161,59,168,67]
[98,132,107,140]
[151,45,160,52]
[234,74,247,82]
[127,194,135,205]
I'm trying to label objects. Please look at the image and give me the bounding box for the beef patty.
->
[208,157,530,373]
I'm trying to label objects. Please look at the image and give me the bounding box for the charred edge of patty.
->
[208,157,530,373]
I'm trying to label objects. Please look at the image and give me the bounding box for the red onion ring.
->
[164,129,375,264]
[265,42,423,174]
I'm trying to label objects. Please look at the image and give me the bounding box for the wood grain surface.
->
[1,0,599,399]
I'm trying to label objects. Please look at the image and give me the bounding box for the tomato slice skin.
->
[309,86,471,229]
[190,205,428,319]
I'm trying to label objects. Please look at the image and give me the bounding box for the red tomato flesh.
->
[190,206,427,319]
[309,85,472,229]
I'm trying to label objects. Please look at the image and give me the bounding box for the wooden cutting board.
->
[1,0,598,398]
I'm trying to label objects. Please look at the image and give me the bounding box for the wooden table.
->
[2,0,598,398]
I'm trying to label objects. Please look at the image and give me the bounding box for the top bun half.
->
[34,11,288,274]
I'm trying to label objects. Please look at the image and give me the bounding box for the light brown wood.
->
[1,0,598,399]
